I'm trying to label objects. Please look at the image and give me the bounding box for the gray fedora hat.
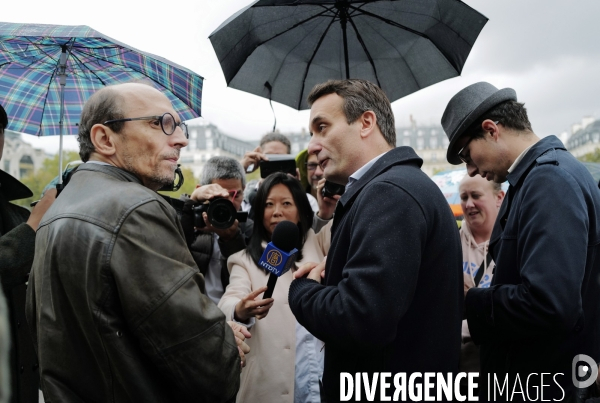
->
[442,82,517,165]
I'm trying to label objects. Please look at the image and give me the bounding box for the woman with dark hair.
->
[218,172,331,403]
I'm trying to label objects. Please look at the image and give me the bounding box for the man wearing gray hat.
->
[442,82,600,401]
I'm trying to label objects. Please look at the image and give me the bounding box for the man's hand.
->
[26,188,57,231]
[234,286,274,322]
[316,178,340,220]
[294,259,326,283]
[200,213,240,240]
[190,184,229,204]
[241,146,267,173]
[190,184,241,238]
[227,321,251,369]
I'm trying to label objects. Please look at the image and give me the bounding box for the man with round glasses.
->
[442,82,600,401]
[26,83,247,402]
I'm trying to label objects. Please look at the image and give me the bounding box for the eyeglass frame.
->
[305,162,319,171]
[103,112,189,139]
[457,120,500,164]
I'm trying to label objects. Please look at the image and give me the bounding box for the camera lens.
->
[212,205,231,224]
[206,198,237,229]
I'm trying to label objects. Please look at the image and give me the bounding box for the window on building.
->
[429,137,438,149]
[417,138,424,150]
[206,139,213,150]
[403,138,411,147]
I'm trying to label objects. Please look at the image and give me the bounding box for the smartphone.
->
[259,154,297,178]
[321,180,345,198]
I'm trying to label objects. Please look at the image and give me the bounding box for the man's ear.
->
[359,110,377,139]
[90,123,117,157]
[481,119,500,140]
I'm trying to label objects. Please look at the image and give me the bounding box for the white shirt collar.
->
[507,143,536,174]
[346,150,389,191]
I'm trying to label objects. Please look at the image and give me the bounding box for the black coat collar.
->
[0,169,33,201]
[506,135,565,187]
[339,146,423,208]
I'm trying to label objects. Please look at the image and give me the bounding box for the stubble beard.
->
[122,150,177,191]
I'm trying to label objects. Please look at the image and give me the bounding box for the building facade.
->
[179,122,257,179]
[179,121,456,179]
[565,117,600,158]
[2,130,47,180]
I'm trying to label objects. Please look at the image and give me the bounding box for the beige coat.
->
[459,220,496,372]
[219,224,331,403]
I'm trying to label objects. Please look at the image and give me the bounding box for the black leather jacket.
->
[25,163,240,402]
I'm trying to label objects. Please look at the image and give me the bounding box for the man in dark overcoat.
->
[442,82,600,401]
[289,79,463,402]
[0,103,55,402]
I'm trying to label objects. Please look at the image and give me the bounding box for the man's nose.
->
[307,136,320,156]
[465,197,475,208]
[467,164,478,177]
[171,126,189,147]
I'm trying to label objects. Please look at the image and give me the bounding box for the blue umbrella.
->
[0,22,203,180]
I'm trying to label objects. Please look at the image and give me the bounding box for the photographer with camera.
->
[186,156,253,305]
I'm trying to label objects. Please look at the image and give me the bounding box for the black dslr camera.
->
[193,197,248,229]
[321,180,345,199]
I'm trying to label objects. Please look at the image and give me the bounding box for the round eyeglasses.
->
[103,112,188,139]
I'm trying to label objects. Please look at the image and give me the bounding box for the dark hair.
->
[77,86,125,162]
[465,100,533,141]
[260,133,292,154]
[307,79,396,147]
[246,172,314,268]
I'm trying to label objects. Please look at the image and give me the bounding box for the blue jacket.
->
[466,136,600,400]
[289,146,463,402]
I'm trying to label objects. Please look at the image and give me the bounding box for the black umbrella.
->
[209,0,488,111]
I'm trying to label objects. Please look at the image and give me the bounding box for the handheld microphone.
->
[259,221,299,299]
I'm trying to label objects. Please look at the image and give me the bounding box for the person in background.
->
[186,156,253,305]
[241,133,293,174]
[296,149,338,226]
[0,103,56,403]
[457,174,504,378]
[442,81,600,400]
[296,149,321,200]
[26,83,248,402]
[219,172,331,403]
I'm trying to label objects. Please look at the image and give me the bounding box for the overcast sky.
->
[4,0,600,154]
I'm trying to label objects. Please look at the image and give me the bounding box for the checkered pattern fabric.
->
[0,22,203,136]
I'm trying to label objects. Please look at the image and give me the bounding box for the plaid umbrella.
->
[0,22,203,177]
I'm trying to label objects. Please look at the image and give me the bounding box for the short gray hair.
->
[307,79,396,147]
[77,86,124,162]
[201,156,246,188]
